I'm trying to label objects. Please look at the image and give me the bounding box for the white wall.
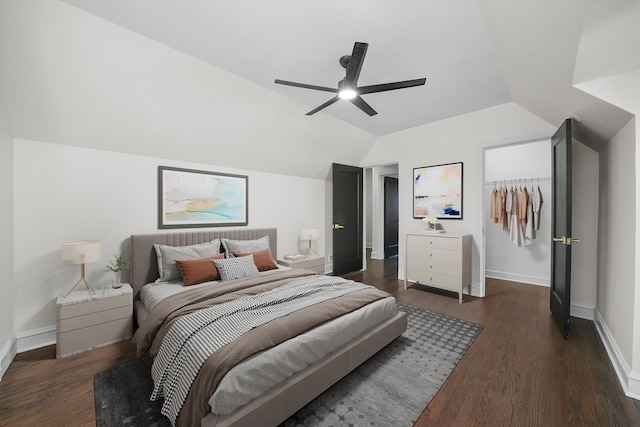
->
[13,138,327,347]
[484,140,552,285]
[577,69,640,396]
[0,84,15,379]
[362,102,555,293]
[597,120,636,376]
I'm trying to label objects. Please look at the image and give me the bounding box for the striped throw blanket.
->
[151,275,371,425]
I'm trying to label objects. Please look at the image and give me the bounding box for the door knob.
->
[332,224,345,230]
[553,236,580,245]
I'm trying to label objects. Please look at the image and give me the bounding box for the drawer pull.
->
[429,254,433,257]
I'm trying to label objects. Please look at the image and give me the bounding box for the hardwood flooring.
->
[1,255,639,426]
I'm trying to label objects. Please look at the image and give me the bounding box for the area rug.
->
[94,303,482,427]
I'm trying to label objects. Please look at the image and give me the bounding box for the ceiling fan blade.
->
[306,96,340,116]
[344,42,368,87]
[358,78,426,95]
[274,79,337,93]
[350,95,377,116]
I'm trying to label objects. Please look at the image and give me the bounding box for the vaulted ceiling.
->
[62,0,638,145]
[1,1,638,181]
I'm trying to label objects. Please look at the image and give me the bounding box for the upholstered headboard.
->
[129,228,277,300]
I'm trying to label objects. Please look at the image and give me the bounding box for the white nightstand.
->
[56,283,133,358]
[278,256,325,274]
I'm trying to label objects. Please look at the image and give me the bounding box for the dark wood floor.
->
[1,254,639,426]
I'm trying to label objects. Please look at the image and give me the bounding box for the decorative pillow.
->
[213,255,260,281]
[234,247,278,272]
[154,239,221,283]
[175,254,225,286]
[221,236,269,258]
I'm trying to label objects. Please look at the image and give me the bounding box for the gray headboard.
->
[130,228,277,300]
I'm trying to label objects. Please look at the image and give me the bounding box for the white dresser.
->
[404,232,472,303]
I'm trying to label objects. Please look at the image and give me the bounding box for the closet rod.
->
[484,176,551,186]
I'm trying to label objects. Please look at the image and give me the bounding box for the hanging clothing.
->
[519,187,529,229]
[524,188,535,244]
[509,187,525,247]
[490,188,499,223]
[500,187,509,231]
[533,185,543,230]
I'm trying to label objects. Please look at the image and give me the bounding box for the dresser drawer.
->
[407,234,459,250]
[406,268,461,289]
[409,258,460,275]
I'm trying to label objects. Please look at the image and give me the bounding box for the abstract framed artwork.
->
[158,166,248,229]
[413,162,463,219]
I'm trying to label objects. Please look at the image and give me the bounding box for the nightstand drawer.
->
[57,305,132,332]
[57,293,131,319]
[56,317,132,358]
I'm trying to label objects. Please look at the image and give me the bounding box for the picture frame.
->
[158,166,248,229]
[413,162,463,219]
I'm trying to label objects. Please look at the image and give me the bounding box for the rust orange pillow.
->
[175,254,225,286]
[234,247,278,272]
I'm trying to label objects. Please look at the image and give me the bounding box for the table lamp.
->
[299,228,320,258]
[62,240,101,298]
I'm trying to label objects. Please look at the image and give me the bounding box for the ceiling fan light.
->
[338,88,357,100]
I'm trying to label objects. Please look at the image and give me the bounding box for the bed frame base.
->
[202,311,407,427]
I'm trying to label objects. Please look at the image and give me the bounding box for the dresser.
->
[404,232,472,303]
[56,284,133,358]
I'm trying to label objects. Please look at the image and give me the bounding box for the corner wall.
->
[0,84,15,379]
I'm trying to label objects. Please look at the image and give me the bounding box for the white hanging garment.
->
[509,188,525,247]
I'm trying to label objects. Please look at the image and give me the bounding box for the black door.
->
[550,118,575,338]
[384,177,399,258]
[332,163,363,275]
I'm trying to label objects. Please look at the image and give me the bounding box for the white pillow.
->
[154,239,221,283]
[221,236,269,258]
[213,255,259,281]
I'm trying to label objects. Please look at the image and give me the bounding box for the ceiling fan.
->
[275,42,426,116]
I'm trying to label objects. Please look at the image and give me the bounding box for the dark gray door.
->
[384,177,399,258]
[332,163,363,275]
[550,118,577,338]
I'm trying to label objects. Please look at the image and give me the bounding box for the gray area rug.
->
[94,303,482,426]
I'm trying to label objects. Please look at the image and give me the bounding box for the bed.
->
[130,228,407,427]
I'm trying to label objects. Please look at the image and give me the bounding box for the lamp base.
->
[64,264,96,298]
[304,247,320,259]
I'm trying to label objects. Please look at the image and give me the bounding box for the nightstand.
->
[56,283,133,358]
[278,256,325,274]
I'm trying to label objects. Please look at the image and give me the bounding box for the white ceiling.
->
[8,0,639,150]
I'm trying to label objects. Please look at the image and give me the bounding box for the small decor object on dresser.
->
[56,284,133,358]
[105,251,129,289]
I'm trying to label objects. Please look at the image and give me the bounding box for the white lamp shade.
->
[62,240,101,265]
[299,229,320,241]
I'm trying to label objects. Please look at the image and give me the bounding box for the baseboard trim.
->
[570,303,595,321]
[594,309,640,400]
[16,325,56,354]
[0,337,17,382]
[485,270,549,286]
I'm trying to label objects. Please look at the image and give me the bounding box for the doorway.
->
[364,163,400,274]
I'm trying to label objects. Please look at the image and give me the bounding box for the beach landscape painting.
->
[413,162,463,219]
[159,166,248,228]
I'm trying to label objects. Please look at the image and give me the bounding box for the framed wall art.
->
[413,162,463,219]
[158,166,248,229]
